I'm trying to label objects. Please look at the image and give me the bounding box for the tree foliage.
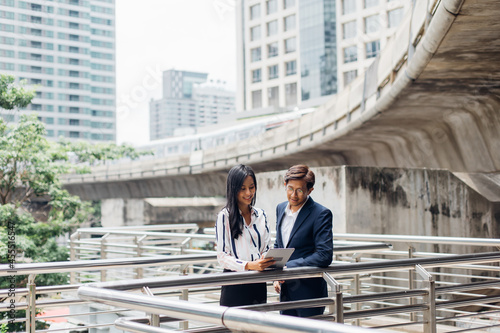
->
[0,74,36,110]
[0,75,152,295]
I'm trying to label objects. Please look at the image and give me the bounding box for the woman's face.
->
[237,175,256,208]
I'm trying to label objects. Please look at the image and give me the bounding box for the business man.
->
[274,165,333,317]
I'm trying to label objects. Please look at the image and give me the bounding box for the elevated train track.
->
[63,0,500,200]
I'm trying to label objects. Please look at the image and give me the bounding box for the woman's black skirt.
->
[220,270,267,307]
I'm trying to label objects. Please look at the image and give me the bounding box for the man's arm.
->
[286,208,333,268]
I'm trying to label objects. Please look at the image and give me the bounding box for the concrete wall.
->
[101,198,147,227]
[256,166,499,253]
[101,166,499,255]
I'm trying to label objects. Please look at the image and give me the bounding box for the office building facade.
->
[0,0,116,141]
[236,0,409,112]
[337,0,409,88]
[149,69,236,140]
[236,0,337,113]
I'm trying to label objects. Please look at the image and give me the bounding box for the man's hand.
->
[274,280,284,293]
[246,257,275,271]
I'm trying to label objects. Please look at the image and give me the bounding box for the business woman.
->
[274,165,334,317]
[215,164,275,306]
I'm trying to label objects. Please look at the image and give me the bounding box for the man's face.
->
[285,179,313,212]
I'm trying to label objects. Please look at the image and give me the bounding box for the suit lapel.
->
[276,203,286,248]
[286,197,314,248]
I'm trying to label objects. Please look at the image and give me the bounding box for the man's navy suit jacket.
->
[275,196,333,317]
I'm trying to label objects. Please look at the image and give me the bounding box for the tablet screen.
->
[264,248,295,268]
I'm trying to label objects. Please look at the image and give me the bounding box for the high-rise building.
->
[337,0,410,88]
[0,0,116,141]
[236,0,337,113]
[149,69,236,141]
[236,0,409,112]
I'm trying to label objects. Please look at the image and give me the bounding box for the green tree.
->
[0,75,151,330]
[0,74,35,110]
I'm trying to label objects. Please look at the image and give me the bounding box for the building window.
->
[343,21,356,39]
[364,0,378,8]
[252,90,262,109]
[252,69,262,83]
[250,25,261,41]
[69,46,79,53]
[31,104,42,111]
[250,4,261,20]
[69,94,79,101]
[388,8,404,28]
[365,15,381,33]
[366,40,380,58]
[266,0,277,14]
[284,0,295,9]
[31,53,42,61]
[69,119,80,126]
[267,20,278,36]
[343,70,358,87]
[267,42,278,58]
[31,16,42,23]
[284,14,295,31]
[69,131,80,138]
[285,60,296,75]
[70,107,79,113]
[69,70,79,77]
[69,82,79,89]
[344,46,357,63]
[31,41,42,48]
[267,86,279,108]
[285,83,297,106]
[342,0,356,14]
[284,37,296,53]
[251,47,261,62]
[268,65,278,80]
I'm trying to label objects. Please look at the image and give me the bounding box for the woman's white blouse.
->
[215,207,271,272]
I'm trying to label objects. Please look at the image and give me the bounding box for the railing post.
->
[181,237,194,274]
[142,287,160,327]
[69,231,80,284]
[323,272,343,323]
[26,274,37,333]
[415,264,436,333]
[179,237,191,330]
[409,246,416,322]
[353,253,362,326]
[135,235,147,279]
[100,233,110,282]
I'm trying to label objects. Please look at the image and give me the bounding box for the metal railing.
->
[77,251,500,333]
[3,224,500,332]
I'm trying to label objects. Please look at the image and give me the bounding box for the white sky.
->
[115,0,237,145]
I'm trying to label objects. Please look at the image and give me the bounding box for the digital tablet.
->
[264,248,295,269]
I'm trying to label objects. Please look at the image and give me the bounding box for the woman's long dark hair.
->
[225,164,257,239]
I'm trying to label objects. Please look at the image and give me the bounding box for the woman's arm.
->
[215,210,248,272]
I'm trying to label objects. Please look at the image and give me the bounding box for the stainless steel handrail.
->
[334,233,500,247]
[88,251,500,291]
[75,251,500,333]
[0,253,216,276]
[79,287,379,333]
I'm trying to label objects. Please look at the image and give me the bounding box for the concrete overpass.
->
[63,0,500,201]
